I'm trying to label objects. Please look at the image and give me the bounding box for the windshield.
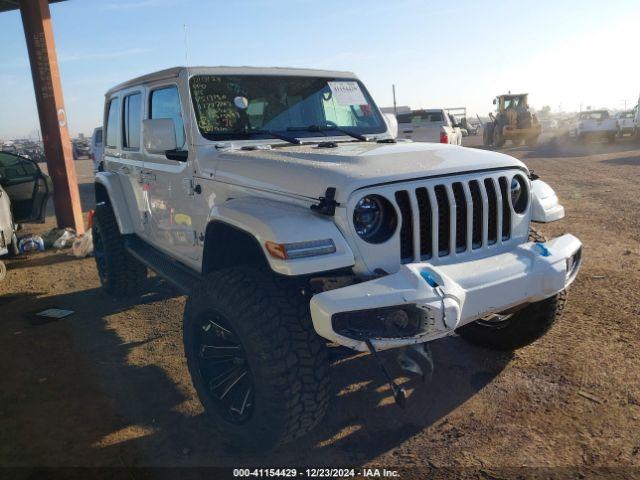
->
[189,75,386,141]
[397,111,444,124]
[579,111,608,120]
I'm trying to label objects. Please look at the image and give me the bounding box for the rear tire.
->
[92,202,147,297]
[0,260,6,281]
[183,266,330,451]
[493,127,505,148]
[483,124,494,147]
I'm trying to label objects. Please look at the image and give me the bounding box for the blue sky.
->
[1,0,639,138]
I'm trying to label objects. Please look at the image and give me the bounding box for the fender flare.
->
[94,172,136,234]
[207,197,355,276]
[531,179,565,223]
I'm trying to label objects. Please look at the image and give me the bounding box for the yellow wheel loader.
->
[483,93,541,148]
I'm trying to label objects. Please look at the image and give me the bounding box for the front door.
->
[141,84,197,263]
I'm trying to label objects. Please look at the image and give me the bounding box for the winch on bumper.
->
[310,234,582,352]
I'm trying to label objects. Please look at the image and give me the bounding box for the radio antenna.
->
[183,24,196,154]
[183,24,190,65]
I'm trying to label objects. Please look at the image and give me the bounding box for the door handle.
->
[140,170,156,181]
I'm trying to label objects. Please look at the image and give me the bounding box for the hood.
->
[212,141,527,203]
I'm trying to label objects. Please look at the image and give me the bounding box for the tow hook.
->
[365,338,407,409]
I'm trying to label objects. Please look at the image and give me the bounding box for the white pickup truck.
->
[396,109,463,145]
[570,110,618,143]
[615,111,636,137]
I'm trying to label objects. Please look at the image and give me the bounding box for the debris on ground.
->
[17,234,44,253]
[72,230,93,258]
[42,227,77,249]
[577,390,604,404]
[35,308,75,319]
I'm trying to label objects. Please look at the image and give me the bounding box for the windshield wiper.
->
[287,125,373,142]
[238,129,302,145]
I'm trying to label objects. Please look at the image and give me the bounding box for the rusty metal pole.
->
[19,0,84,234]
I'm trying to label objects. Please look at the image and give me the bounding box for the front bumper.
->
[310,234,582,352]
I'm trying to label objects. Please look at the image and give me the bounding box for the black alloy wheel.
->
[193,310,254,423]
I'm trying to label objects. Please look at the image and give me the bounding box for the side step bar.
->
[123,235,200,295]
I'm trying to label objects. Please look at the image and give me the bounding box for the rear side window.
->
[122,93,142,149]
[150,86,185,148]
[105,98,119,148]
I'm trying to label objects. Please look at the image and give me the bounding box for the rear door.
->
[104,91,146,234]
[0,151,51,223]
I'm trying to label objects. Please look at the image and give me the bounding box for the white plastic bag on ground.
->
[53,229,76,249]
[72,230,93,258]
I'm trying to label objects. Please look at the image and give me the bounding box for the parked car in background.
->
[0,151,52,225]
[465,121,479,136]
[91,127,104,172]
[615,111,636,137]
[0,151,52,280]
[397,108,463,145]
[0,184,16,280]
[72,140,91,160]
[569,110,618,143]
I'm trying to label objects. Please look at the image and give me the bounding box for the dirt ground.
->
[1,134,639,475]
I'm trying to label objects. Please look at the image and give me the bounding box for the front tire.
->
[92,202,147,296]
[456,227,566,350]
[183,266,330,451]
[456,292,567,351]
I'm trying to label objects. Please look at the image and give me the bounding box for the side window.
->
[150,86,185,148]
[105,98,120,148]
[122,93,142,150]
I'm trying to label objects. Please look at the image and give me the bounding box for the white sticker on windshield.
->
[328,81,367,106]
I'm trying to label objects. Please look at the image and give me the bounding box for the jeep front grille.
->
[395,175,514,263]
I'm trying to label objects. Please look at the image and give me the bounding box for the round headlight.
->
[353,195,397,243]
[510,175,529,214]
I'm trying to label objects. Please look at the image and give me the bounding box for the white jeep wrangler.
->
[93,66,582,450]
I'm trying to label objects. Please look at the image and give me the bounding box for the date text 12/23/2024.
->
[233,468,400,478]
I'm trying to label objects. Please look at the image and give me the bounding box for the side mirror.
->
[143,119,177,153]
[492,98,497,105]
[383,113,398,139]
